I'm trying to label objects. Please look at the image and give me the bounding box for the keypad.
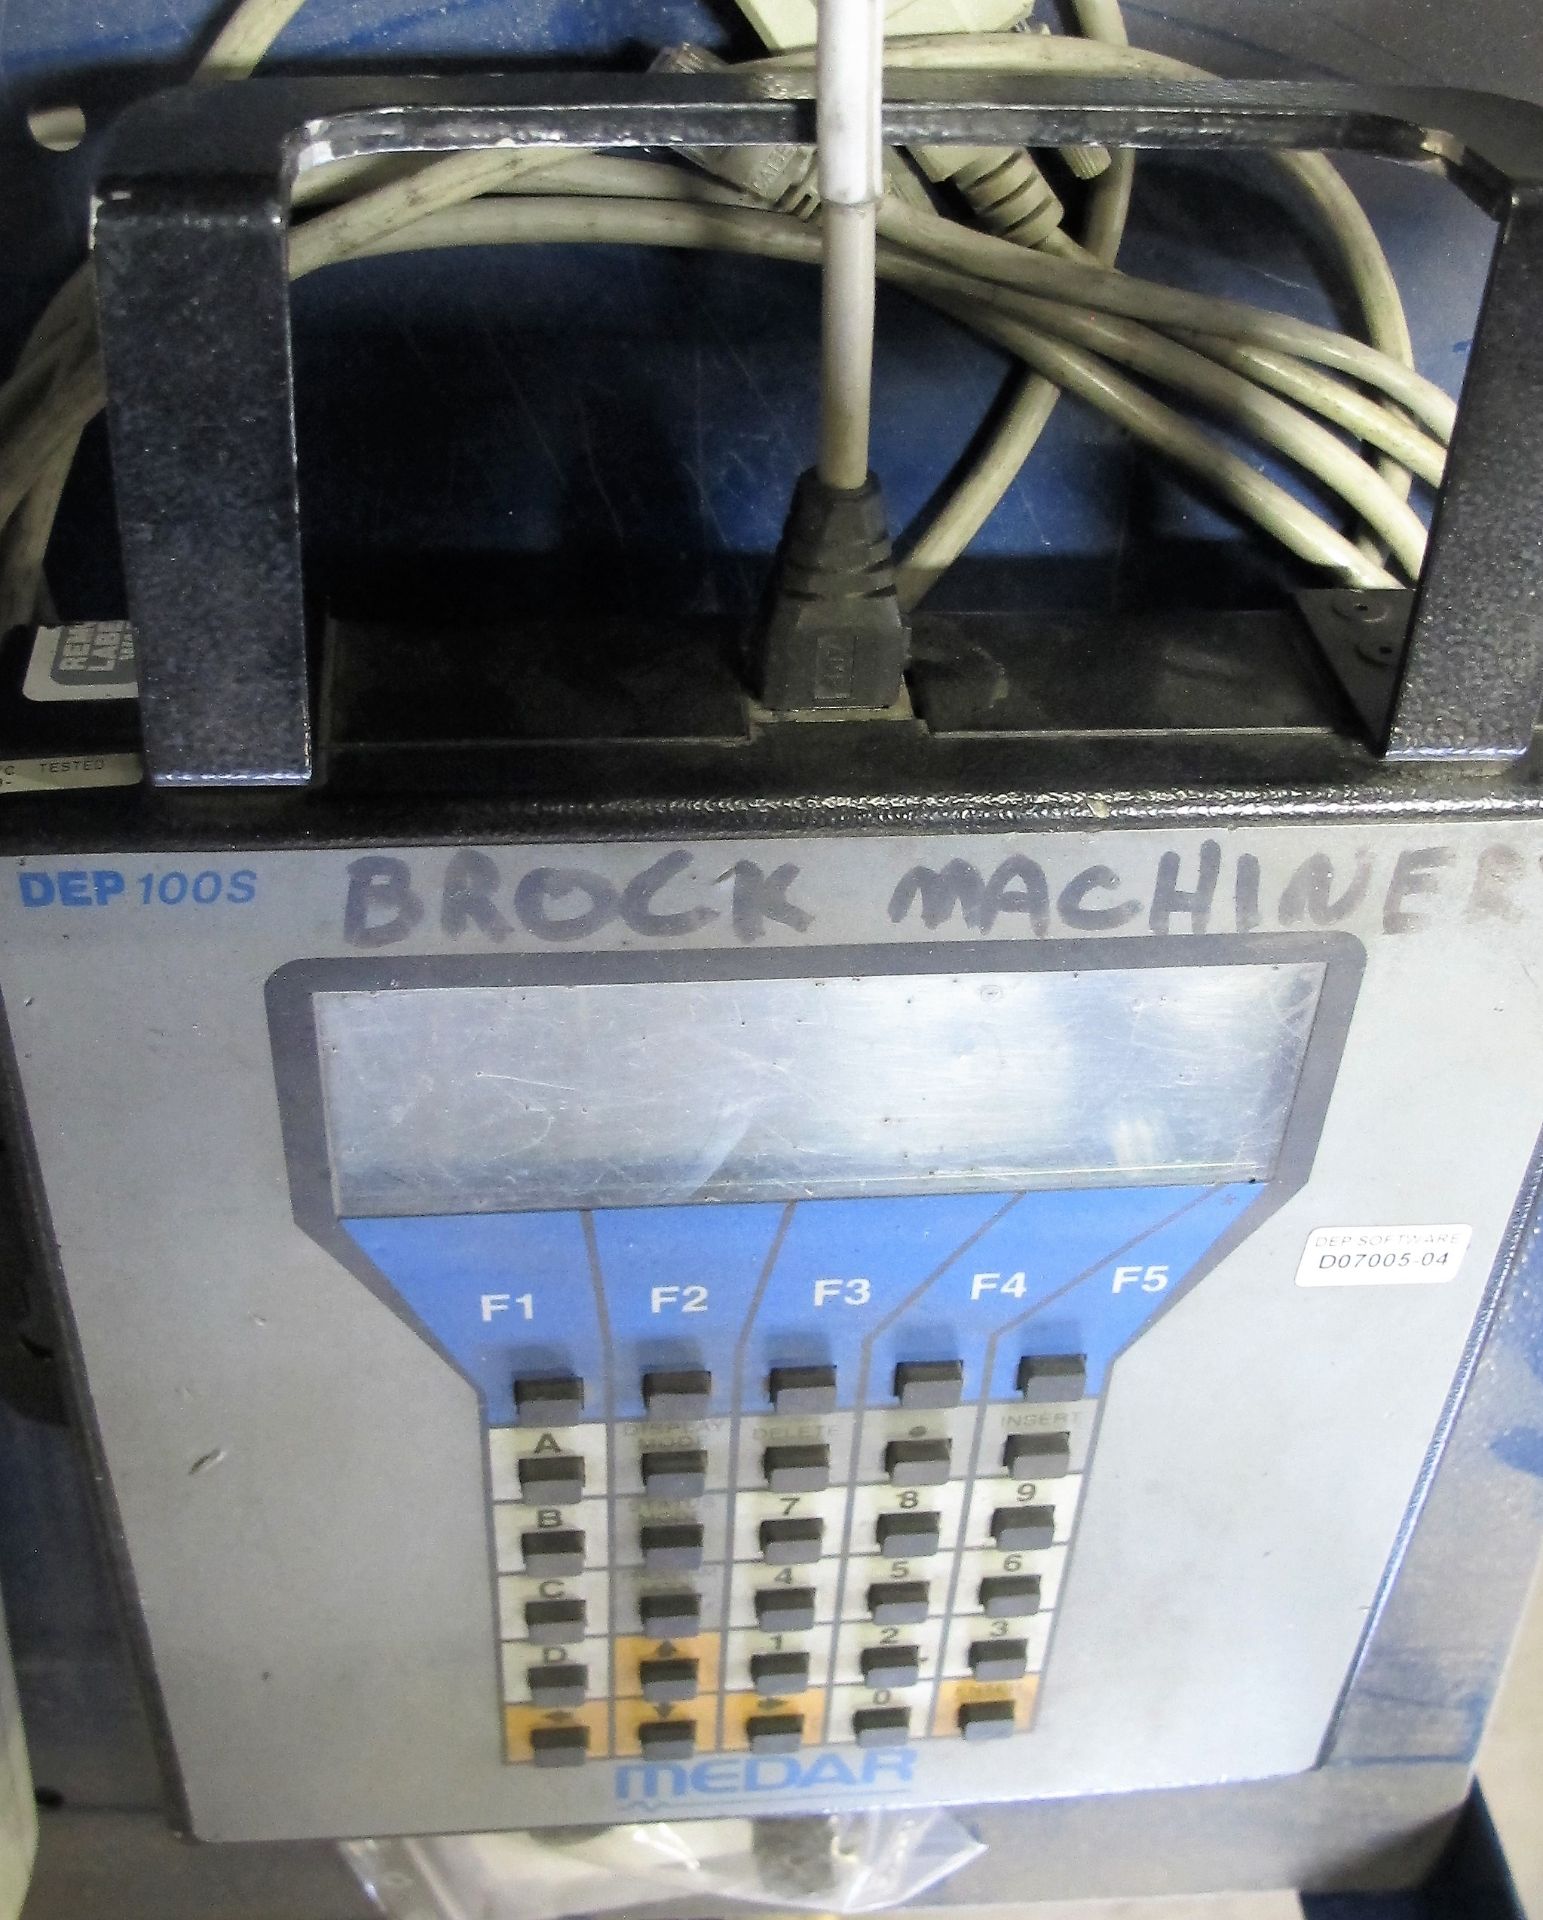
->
[493,1351,1090,1763]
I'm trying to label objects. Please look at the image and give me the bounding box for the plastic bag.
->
[345,1809,985,1920]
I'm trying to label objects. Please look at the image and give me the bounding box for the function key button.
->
[639,1590,700,1638]
[751,1650,810,1695]
[639,1719,696,1759]
[531,1724,589,1767]
[527,1663,587,1708]
[641,1447,707,1497]
[513,1375,584,1427]
[748,1713,804,1753]
[894,1360,963,1409]
[769,1364,837,1414]
[980,1575,1042,1618]
[876,1510,940,1556]
[764,1443,830,1492]
[868,1580,929,1625]
[640,1656,699,1704]
[885,1438,951,1486]
[861,1644,920,1688]
[1017,1354,1087,1403]
[522,1527,585,1576]
[760,1517,823,1564]
[969,1638,1029,1682]
[1003,1432,1071,1479]
[959,1699,1016,1741]
[641,1521,704,1571]
[990,1506,1055,1553]
[756,1587,816,1632]
[518,1454,585,1504]
[525,1597,585,1644]
[853,1706,910,1747]
[642,1368,712,1418]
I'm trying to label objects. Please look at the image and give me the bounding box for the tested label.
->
[0,754,141,794]
[1296,1223,1471,1287]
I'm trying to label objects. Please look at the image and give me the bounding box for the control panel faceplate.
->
[11,824,1541,1841]
[280,940,1333,1776]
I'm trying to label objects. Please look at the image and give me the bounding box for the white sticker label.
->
[1295,1223,1471,1287]
[23,623,138,703]
[0,754,141,794]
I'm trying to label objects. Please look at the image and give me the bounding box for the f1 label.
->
[1296,1223,1471,1287]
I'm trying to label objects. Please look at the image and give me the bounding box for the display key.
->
[641,1448,707,1497]
[527,1663,587,1708]
[969,1638,1028,1682]
[861,1644,920,1687]
[521,1527,585,1576]
[868,1580,928,1625]
[769,1364,837,1413]
[764,1443,830,1492]
[1017,1354,1087,1403]
[990,1506,1055,1553]
[755,1587,816,1632]
[876,1510,940,1555]
[518,1454,585,1504]
[1002,1432,1071,1479]
[642,1368,712,1418]
[639,1590,700,1638]
[885,1438,950,1486]
[853,1706,910,1747]
[513,1375,585,1427]
[959,1699,1016,1740]
[530,1724,589,1767]
[525,1597,585,1644]
[979,1575,1042,1618]
[894,1360,963,1409]
[747,1713,803,1753]
[639,1720,696,1759]
[641,1521,704,1571]
[760,1517,823,1564]
[640,1656,699,1704]
[751,1650,810,1695]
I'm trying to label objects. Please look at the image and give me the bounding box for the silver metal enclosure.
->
[5,819,1542,1850]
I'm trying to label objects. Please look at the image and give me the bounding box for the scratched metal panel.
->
[3,821,1542,1840]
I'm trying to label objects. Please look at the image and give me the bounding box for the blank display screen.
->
[313,961,1325,1216]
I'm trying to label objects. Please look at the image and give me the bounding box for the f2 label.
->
[1296,1223,1471,1287]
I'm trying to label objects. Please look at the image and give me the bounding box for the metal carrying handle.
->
[90,72,1543,787]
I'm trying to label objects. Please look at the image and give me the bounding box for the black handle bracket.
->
[89,71,1543,785]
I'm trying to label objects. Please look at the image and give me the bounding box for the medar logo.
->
[613,1747,916,1811]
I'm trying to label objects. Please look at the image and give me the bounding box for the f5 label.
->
[1296,1223,1471,1287]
